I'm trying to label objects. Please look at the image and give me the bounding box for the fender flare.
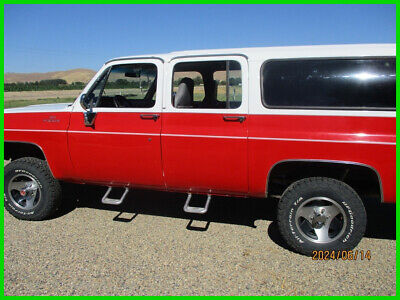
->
[265,159,383,202]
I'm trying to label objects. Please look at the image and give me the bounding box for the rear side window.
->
[261,58,395,110]
[172,60,242,109]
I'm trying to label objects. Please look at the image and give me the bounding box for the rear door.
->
[68,58,165,189]
[161,56,249,195]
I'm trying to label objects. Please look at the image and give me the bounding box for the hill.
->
[4,68,96,84]
[5,68,240,85]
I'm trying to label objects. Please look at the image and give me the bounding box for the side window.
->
[261,58,395,110]
[93,63,157,108]
[172,60,242,109]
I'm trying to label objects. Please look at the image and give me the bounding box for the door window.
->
[172,60,242,109]
[85,63,157,109]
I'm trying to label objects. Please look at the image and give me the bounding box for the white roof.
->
[106,43,395,64]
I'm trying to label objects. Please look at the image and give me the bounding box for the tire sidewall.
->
[4,162,50,218]
[280,179,366,255]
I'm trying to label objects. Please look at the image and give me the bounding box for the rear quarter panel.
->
[247,115,396,203]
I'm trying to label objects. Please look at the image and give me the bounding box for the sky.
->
[4,4,396,73]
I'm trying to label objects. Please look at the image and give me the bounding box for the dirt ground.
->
[3,183,396,296]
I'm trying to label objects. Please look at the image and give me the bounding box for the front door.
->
[68,59,165,189]
[161,56,249,195]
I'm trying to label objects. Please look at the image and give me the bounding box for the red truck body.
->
[4,109,395,202]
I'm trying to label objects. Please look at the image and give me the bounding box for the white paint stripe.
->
[163,134,395,145]
[5,129,67,133]
[5,129,159,136]
[5,129,395,145]
[161,133,245,139]
[248,136,396,145]
[68,130,159,136]
[164,134,395,145]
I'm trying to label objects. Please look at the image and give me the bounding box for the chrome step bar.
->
[183,193,211,214]
[101,187,129,205]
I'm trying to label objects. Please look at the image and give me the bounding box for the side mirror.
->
[81,94,97,127]
[84,110,97,127]
[81,93,94,109]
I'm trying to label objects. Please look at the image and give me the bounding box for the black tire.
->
[4,157,62,221]
[277,177,367,256]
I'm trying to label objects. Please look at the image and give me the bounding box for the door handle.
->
[140,114,160,121]
[223,116,246,123]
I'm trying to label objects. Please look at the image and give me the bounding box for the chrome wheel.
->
[295,197,347,244]
[8,174,41,210]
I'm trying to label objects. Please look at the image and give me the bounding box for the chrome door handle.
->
[140,114,160,121]
[223,116,246,123]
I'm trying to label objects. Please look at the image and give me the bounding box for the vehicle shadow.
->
[60,183,278,228]
[58,183,395,250]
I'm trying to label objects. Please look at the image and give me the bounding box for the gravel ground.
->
[4,185,396,296]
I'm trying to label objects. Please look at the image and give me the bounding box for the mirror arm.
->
[82,67,111,128]
[84,97,97,127]
[88,98,94,113]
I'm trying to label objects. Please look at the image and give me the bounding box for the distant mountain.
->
[5,68,241,85]
[4,68,96,84]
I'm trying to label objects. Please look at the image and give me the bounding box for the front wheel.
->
[277,177,367,256]
[4,157,62,221]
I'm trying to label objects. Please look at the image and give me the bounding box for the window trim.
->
[260,56,396,111]
[170,53,248,62]
[106,56,164,64]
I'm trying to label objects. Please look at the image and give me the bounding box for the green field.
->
[5,85,242,109]
[5,98,75,109]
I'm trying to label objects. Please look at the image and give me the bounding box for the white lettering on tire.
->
[294,197,303,206]
[341,201,354,243]
[288,207,304,244]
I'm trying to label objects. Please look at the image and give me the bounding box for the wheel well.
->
[267,161,382,204]
[4,142,46,161]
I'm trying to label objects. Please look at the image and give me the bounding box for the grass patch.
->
[4,98,76,109]
[4,91,243,109]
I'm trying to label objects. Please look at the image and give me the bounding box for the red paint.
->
[4,112,74,179]
[4,111,395,203]
[67,112,164,189]
[161,112,248,195]
[247,115,396,203]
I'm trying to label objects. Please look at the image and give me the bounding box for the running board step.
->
[183,193,211,214]
[101,187,129,205]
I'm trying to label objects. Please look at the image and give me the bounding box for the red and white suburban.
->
[4,44,395,255]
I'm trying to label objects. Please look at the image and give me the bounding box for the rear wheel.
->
[277,177,367,256]
[4,157,61,220]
